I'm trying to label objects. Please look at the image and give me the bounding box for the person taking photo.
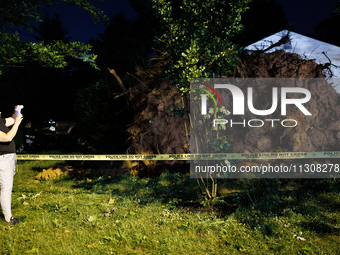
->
[0,105,24,225]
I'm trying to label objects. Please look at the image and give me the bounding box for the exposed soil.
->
[126,50,337,175]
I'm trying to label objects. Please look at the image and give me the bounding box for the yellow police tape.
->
[16,151,340,161]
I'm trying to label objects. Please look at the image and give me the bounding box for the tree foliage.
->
[0,0,108,75]
[34,13,70,44]
[152,0,251,95]
[90,0,158,81]
[75,0,159,153]
[90,13,146,77]
[74,79,131,153]
[314,2,340,47]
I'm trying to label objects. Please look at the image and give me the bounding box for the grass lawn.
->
[1,159,340,254]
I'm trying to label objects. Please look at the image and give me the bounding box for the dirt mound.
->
[126,50,336,174]
[126,78,190,175]
[235,50,328,78]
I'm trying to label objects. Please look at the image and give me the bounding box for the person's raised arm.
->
[6,105,24,127]
[0,114,23,142]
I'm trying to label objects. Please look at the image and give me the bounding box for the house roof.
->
[245,30,340,92]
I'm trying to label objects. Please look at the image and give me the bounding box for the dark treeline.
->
[1,0,338,152]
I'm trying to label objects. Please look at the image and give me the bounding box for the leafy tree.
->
[152,0,250,198]
[74,79,131,153]
[0,0,109,124]
[0,0,108,75]
[90,13,141,78]
[75,0,159,152]
[152,0,251,95]
[34,13,70,44]
[90,0,159,82]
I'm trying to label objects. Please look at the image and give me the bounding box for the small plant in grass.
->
[193,103,234,200]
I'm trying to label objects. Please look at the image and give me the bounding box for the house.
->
[245,30,340,92]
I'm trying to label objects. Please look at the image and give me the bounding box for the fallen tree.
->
[125,49,338,176]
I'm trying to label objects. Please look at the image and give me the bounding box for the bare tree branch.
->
[108,68,126,91]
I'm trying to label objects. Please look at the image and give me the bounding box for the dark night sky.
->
[275,0,339,36]
[45,0,137,43]
[17,0,340,44]
[17,0,137,43]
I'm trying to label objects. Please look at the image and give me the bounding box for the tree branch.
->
[108,68,126,91]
